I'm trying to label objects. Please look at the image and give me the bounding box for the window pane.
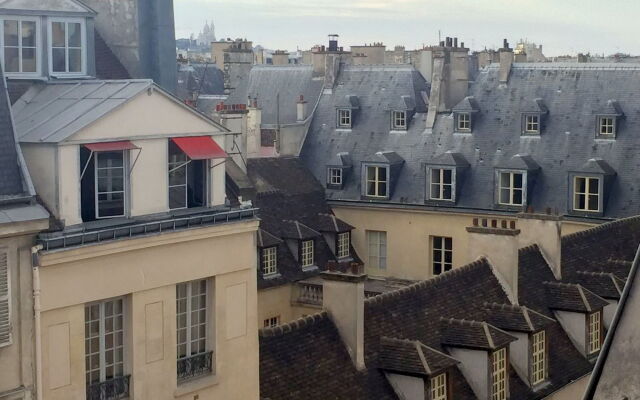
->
[378,167,387,181]
[588,194,599,211]
[4,48,18,72]
[513,189,523,205]
[21,48,36,72]
[443,169,452,184]
[513,173,523,188]
[68,22,81,47]
[443,185,452,200]
[68,48,82,72]
[431,169,441,184]
[52,48,65,72]
[21,21,36,47]
[378,182,387,196]
[500,188,510,204]
[98,192,124,217]
[575,193,586,210]
[588,178,599,194]
[500,173,510,188]
[51,22,65,47]
[3,20,18,46]
[576,177,586,193]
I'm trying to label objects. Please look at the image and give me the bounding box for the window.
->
[432,236,452,275]
[328,167,342,186]
[457,112,471,131]
[392,110,407,129]
[524,114,540,134]
[531,330,546,385]
[176,280,211,380]
[263,316,280,328]
[49,19,85,74]
[573,176,600,212]
[498,171,524,206]
[301,240,314,267]
[168,141,207,210]
[587,311,601,355]
[261,247,278,276]
[430,168,454,201]
[85,299,125,389]
[491,348,507,400]
[0,17,39,75]
[96,151,126,219]
[431,373,447,400]
[337,109,351,128]
[337,232,350,258]
[0,251,10,347]
[365,166,388,198]
[598,117,615,136]
[367,230,387,270]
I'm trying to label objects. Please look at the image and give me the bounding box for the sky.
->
[174,0,640,56]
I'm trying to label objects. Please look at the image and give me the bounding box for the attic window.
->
[337,232,350,258]
[301,240,314,267]
[365,166,388,198]
[430,373,447,400]
[1,17,39,75]
[429,168,454,201]
[327,168,342,186]
[457,112,471,132]
[392,111,407,130]
[49,19,86,75]
[531,330,546,385]
[491,347,508,400]
[573,176,600,212]
[261,247,278,276]
[498,171,525,206]
[598,116,615,137]
[524,114,540,134]
[587,311,602,355]
[337,109,351,128]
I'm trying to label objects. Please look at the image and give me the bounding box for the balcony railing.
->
[86,375,130,400]
[297,283,323,305]
[177,351,214,382]
[38,207,258,251]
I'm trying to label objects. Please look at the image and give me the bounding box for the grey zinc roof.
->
[300,63,640,220]
[227,65,323,126]
[0,0,96,14]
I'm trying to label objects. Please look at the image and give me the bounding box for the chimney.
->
[516,212,562,279]
[296,95,308,122]
[272,50,290,65]
[498,39,513,83]
[453,37,458,48]
[466,217,520,304]
[328,34,339,52]
[321,263,367,370]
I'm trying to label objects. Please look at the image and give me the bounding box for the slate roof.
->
[544,282,610,313]
[0,65,26,198]
[571,271,625,300]
[227,65,324,126]
[440,317,517,350]
[260,216,640,399]
[94,31,131,80]
[378,336,459,376]
[300,63,640,221]
[176,62,225,101]
[246,157,360,289]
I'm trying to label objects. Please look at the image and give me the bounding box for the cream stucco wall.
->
[37,220,260,400]
[20,90,229,226]
[547,373,590,399]
[257,284,320,326]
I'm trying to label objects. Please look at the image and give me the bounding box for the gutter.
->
[582,241,640,399]
[31,244,43,400]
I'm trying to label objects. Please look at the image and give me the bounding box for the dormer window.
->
[498,171,525,206]
[429,168,454,201]
[524,114,540,134]
[365,165,388,198]
[168,140,207,210]
[457,112,471,132]
[300,240,314,267]
[573,176,600,213]
[587,311,602,355]
[336,232,350,258]
[49,18,86,75]
[491,347,508,400]
[392,110,407,130]
[595,100,623,139]
[430,373,448,400]
[598,116,615,136]
[0,17,39,75]
[531,330,546,385]
[261,247,278,276]
[327,167,342,186]
[337,109,351,128]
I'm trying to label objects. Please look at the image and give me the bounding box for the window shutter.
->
[0,251,10,346]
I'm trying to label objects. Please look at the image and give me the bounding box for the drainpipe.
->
[31,244,43,400]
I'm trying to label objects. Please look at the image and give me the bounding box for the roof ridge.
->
[259,311,328,338]
[366,258,489,308]
[415,340,432,375]
[562,215,640,244]
[483,322,495,349]
[521,308,534,331]
[577,286,591,312]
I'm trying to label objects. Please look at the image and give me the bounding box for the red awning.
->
[171,136,228,160]
[84,141,139,152]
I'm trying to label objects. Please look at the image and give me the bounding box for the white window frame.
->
[168,143,189,210]
[531,330,546,385]
[366,230,387,270]
[95,150,128,219]
[263,316,280,328]
[337,232,350,258]
[431,372,447,400]
[392,110,407,129]
[261,247,278,276]
[300,240,314,267]
[0,250,11,347]
[176,279,209,362]
[573,176,601,212]
[491,347,507,400]
[365,165,388,198]
[457,112,471,131]
[431,236,452,276]
[430,168,455,201]
[587,311,601,355]
[524,114,540,134]
[0,16,41,78]
[328,167,342,186]
[47,17,86,76]
[337,109,351,128]
[84,297,126,386]
[498,171,525,206]
[598,116,615,136]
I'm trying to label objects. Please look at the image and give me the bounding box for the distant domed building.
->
[197,20,216,46]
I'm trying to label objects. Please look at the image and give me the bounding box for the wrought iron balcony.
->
[177,351,214,381]
[86,375,130,400]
